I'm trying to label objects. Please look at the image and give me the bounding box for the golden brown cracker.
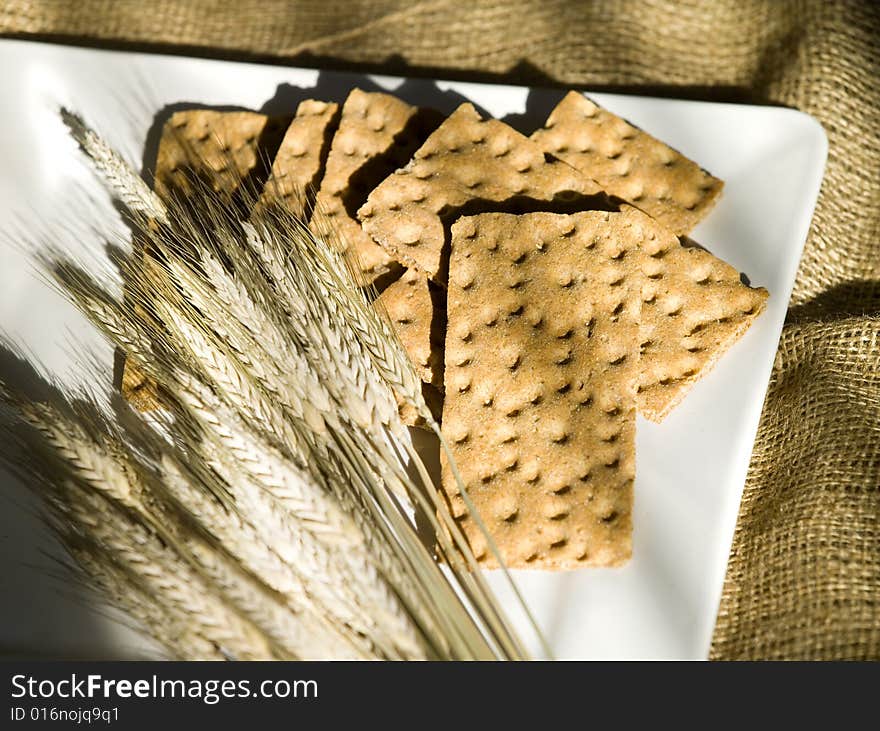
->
[375,268,443,388]
[153,109,288,200]
[256,100,340,217]
[360,100,763,421]
[311,89,442,285]
[532,91,723,236]
[358,103,605,284]
[441,212,640,569]
[121,359,163,412]
[631,214,768,421]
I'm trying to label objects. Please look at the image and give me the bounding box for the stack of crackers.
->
[125,89,768,571]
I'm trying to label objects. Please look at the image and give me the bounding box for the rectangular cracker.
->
[531,91,723,236]
[441,212,640,569]
[359,103,606,284]
[123,109,289,410]
[310,89,442,285]
[153,109,289,201]
[255,99,340,218]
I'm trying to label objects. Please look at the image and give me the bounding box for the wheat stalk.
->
[154,454,376,659]
[72,547,201,660]
[140,197,492,656]
[0,403,276,660]
[0,109,547,660]
[61,108,168,225]
[68,489,277,661]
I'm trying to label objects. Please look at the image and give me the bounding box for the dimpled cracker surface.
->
[358,103,604,284]
[441,212,640,569]
[375,268,443,388]
[311,89,442,285]
[532,92,723,236]
[255,99,339,217]
[630,208,769,421]
[153,109,288,200]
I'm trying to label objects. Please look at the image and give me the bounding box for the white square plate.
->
[0,40,826,660]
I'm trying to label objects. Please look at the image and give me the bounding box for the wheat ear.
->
[6,110,546,660]
[60,108,168,225]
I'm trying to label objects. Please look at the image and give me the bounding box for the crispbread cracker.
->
[630,212,769,421]
[256,99,340,217]
[358,103,606,284]
[121,357,163,412]
[441,212,640,569]
[532,92,723,236]
[311,89,442,284]
[123,109,288,411]
[359,102,764,421]
[375,268,445,428]
[153,109,288,200]
[375,268,443,388]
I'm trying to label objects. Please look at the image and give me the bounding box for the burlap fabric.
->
[2,0,878,660]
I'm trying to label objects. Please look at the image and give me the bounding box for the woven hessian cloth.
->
[2,0,878,660]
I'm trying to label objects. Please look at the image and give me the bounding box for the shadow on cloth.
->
[787,280,880,324]
[2,31,791,109]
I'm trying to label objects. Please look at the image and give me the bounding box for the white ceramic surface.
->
[0,39,827,660]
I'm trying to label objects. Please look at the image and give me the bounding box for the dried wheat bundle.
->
[0,110,547,660]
